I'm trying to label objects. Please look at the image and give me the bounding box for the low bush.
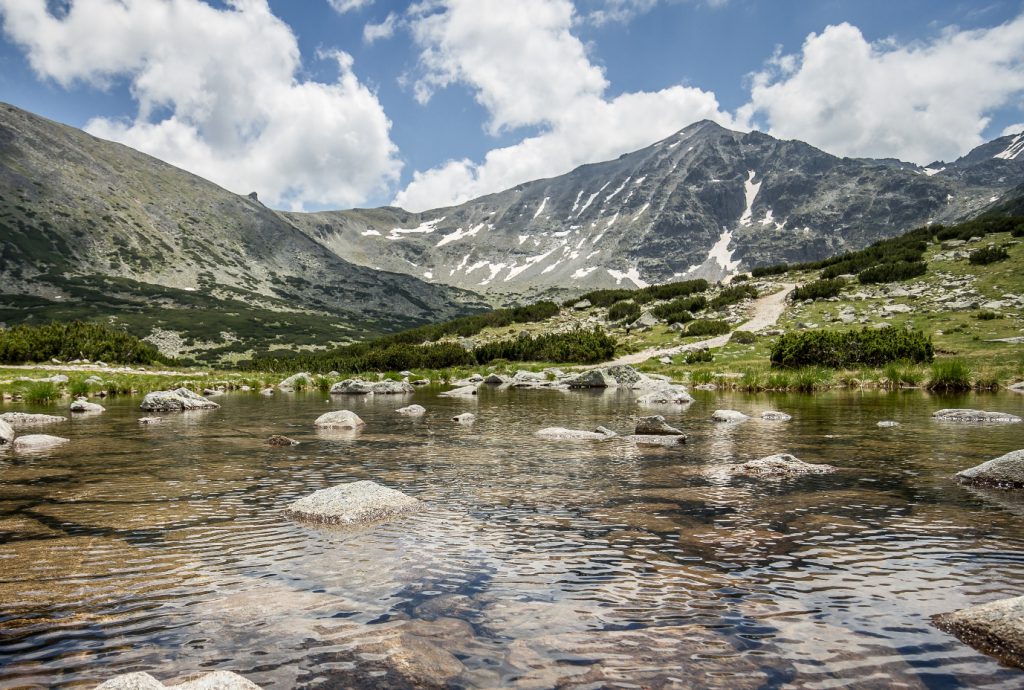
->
[751,263,789,277]
[683,348,713,364]
[0,321,161,365]
[652,295,706,323]
[976,310,1002,320]
[926,359,972,391]
[684,319,732,337]
[475,327,616,364]
[24,381,59,404]
[770,326,934,369]
[607,301,641,322]
[572,279,708,309]
[968,245,1010,265]
[729,330,757,344]
[791,278,845,302]
[709,284,758,309]
[857,261,927,284]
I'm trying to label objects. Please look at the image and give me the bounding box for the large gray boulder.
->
[634,415,684,436]
[396,404,427,417]
[0,418,12,445]
[371,380,415,394]
[636,386,694,405]
[95,670,262,689]
[932,409,1022,423]
[314,410,365,430]
[439,385,478,398]
[535,427,614,441]
[140,388,220,412]
[933,595,1024,669]
[13,434,70,451]
[510,370,546,386]
[0,412,67,427]
[605,365,644,387]
[483,373,509,385]
[567,369,614,388]
[330,378,374,394]
[284,480,419,525]
[714,454,836,478]
[277,372,313,391]
[954,449,1024,489]
[70,398,105,414]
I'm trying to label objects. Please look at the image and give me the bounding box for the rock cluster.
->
[330,379,414,395]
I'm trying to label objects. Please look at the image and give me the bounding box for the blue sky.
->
[1,0,1023,212]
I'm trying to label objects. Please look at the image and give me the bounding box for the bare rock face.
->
[954,449,1024,489]
[396,404,427,416]
[12,434,70,451]
[95,670,262,689]
[70,398,105,413]
[933,595,1024,670]
[711,409,750,423]
[265,435,299,447]
[535,427,613,441]
[634,415,684,436]
[932,409,1022,423]
[284,480,419,525]
[0,418,12,445]
[140,388,221,412]
[439,385,478,398]
[0,412,67,427]
[313,410,365,430]
[713,454,836,478]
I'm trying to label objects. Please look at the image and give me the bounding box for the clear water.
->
[1,386,1023,688]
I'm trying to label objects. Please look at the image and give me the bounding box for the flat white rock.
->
[13,434,70,451]
[284,480,419,525]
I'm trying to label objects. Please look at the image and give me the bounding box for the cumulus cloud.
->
[737,18,1024,164]
[328,0,372,14]
[0,0,400,210]
[395,0,735,210]
[364,11,398,43]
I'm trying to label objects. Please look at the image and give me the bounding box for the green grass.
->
[23,381,58,404]
[926,359,973,392]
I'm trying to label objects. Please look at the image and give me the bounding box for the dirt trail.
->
[600,283,796,367]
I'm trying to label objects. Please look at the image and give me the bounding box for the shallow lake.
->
[1,386,1023,688]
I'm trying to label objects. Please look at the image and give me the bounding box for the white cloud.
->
[0,0,400,210]
[1003,122,1024,136]
[395,0,735,211]
[328,0,372,14]
[738,19,1024,164]
[363,11,398,43]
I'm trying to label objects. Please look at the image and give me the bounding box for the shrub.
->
[882,362,925,388]
[709,284,758,309]
[684,319,732,337]
[607,301,640,322]
[684,348,713,364]
[770,326,934,369]
[751,263,788,277]
[565,289,634,308]
[968,245,1010,265]
[857,261,927,284]
[68,379,92,397]
[791,278,845,302]
[475,327,616,364]
[0,321,161,365]
[651,295,706,323]
[976,310,1002,320]
[641,279,709,301]
[731,274,750,283]
[927,359,972,391]
[729,330,757,344]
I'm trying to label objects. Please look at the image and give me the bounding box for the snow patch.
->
[576,190,600,217]
[604,177,631,203]
[739,170,761,226]
[633,176,646,186]
[990,195,999,202]
[423,271,433,280]
[994,133,1024,160]
[923,166,945,176]
[761,208,774,226]
[552,230,571,238]
[479,262,507,286]
[504,248,558,281]
[532,196,549,219]
[605,212,619,228]
[570,189,584,213]
[591,232,605,245]
[387,217,444,240]
[436,222,484,247]
[465,260,489,275]
[708,227,740,275]
[361,229,381,237]
[572,266,598,279]
[607,267,649,288]
[633,202,650,220]
[541,260,562,275]
[518,234,528,245]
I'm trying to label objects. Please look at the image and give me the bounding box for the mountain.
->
[0,103,480,361]
[286,122,1024,302]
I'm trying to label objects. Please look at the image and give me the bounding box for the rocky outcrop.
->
[535,427,614,441]
[314,410,365,430]
[933,595,1024,670]
[439,385,478,398]
[711,409,750,423]
[760,411,791,421]
[509,370,547,386]
[140,388,221,412]
[634,415,684,436]
[284,480,419,525]
[330,379,374,394]
[954,449,1024,488]
[0,412,67,427]
[396,404,427,416]
[70,398,105,413]
[95,670,262,689]
[712,454,836,478]
[266,435,299,446]
[933,409,1022,423]
[452,413,476,424]
[13,434,70,451]
[277,372,313,392]
[0,418,12,445]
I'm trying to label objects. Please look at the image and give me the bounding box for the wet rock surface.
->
[933,409,1022,423]
[933,595,1024,670]
[313,410,365,430]
[955,449,1024,488]
[283,480,420,526]
[140,388,220,412]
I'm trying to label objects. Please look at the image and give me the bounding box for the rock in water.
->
[452,413,476,424]
[535,427,613,441]
[605,365,644,387]
[954,449,1024,489]
[266,435,300,447]
[933,595,1024,670]
[711,409,750,423]
[636,386,694,405]
[567,369,614,388]
[13,434,69,451]
[760,411,792,421]
[483,373,509,385]
[277,372,313,391]
[70,397,105,413]
[140,388,220,412]
[259,388,274,397]
[330,379,375,394]
[622,434,686,446]
[284,480,419,525]
[932,409,1022,423]
[877,420,900,428]
[95,672,165,690]
[0,412,67,427]
[634,415,684,436]
[396,404,427,416]
[138,417,162,425]
[96,670,262,689]
[313,410,365,430]
[439,385,478,398]
[716,454,836,478]
[371,380,415,394]
[0,418,12,445]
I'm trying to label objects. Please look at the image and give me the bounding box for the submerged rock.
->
[535,427,613,441]
[0,418,12,445]
[760,411,792,421]
[330,379,374,394]
[266,435,299,447]
[140,388,220,412]
[95,670,262,689]
[452,412,476,424]
[396,404,427,416]
[314,410,365,430]
[70,398,105,413]
[138,417,162,425]
[593,425,618,437]
[954,449,1024,489]
[634,415,684,436]
[933,595,1024,670]
[439,385,478,398]
[932,409,1022,423]
[284,480,419,525]
[0,412,67,427]
[714,454,836,478]
[711,409,750,423]
[622,434,686,447]
[13,434,69,451]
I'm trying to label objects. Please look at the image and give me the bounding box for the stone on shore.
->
[932,409,1022,423]
[314,410,365,430]
[0,418,12,445]
[95,670,262,689]
[0,412,67,427]
[277,372,313,391]
[954,449,1024,489]
[760,411,792,421]
[605,365,644,388]
[13,434,70,451]
[567,369,614,388]
[712,409,750,423]
[635,385,694,406]
[266,435,299,447]
[535,427,613,441]
[330,378,374,394]
[70,398,105,413]
[140,388,221,412]
[439,385,478,398]
[396,404,427,416]
[715,454,836,478]
[452,413,476,424]
[622,434,686,447]
[284,480,419,525]
[634,415,684,436]
[933,595,1024,670]
[483,373,509,385]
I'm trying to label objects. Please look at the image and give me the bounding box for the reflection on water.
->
[1,387,1023,688]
